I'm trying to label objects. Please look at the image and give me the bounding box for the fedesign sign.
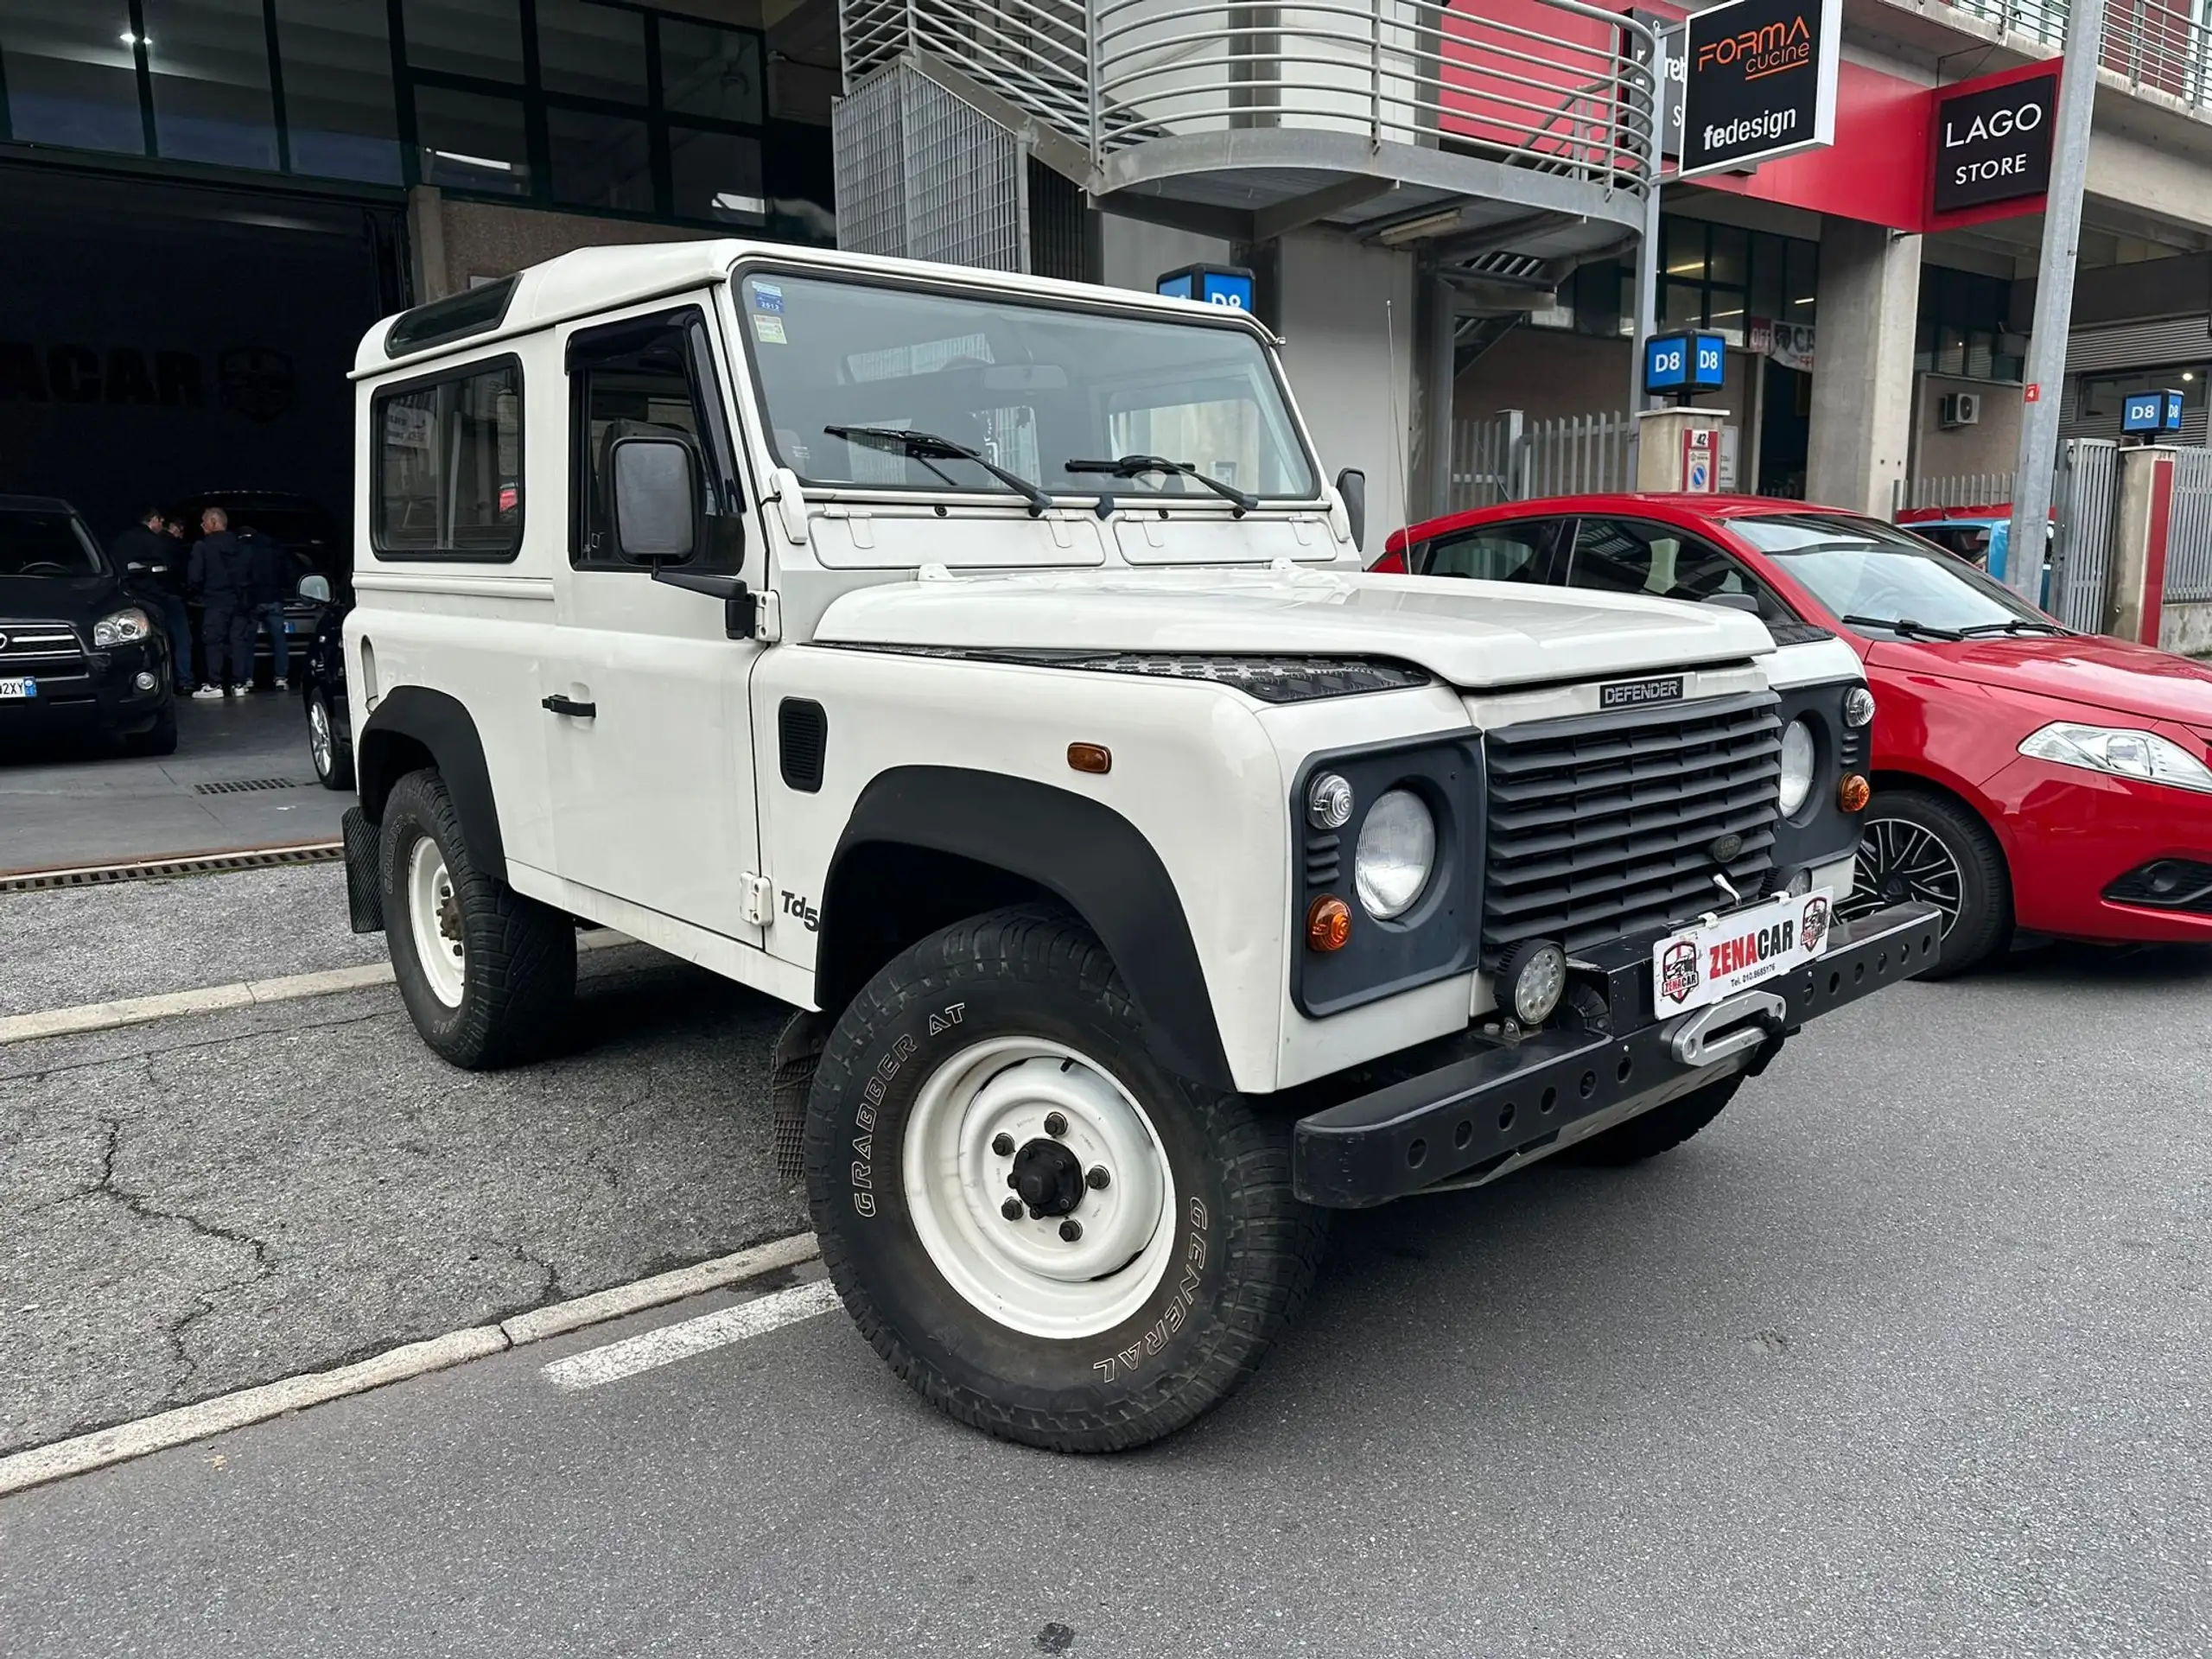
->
[1931,71,2057,213]
[1680,0,1841,175]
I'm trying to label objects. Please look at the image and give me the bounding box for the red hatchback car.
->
[1377,493,2212,976]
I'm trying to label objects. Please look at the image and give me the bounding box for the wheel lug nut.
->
[991,1133,1014,1156]
[1044,1112,1068,1137]
[1007,1173,1019,1190]
[1058,1219,1083,1243]
[1001,1198,1024,1221]
[1085,1166,1110,1190]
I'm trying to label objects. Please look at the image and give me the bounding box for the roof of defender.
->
[353,240,1282,378]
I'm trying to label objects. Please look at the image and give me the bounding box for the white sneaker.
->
[274,677,289,691]
[191,684,223,701]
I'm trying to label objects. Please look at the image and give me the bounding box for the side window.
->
[568,307,747,572]
[372,358,524,562]
[1418,520,1559,582]
[1564,518,1795,626]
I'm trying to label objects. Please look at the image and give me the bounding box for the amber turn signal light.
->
[1306,894,1352,952]
[1839,773,1872,813]
[1067,742,1112,775]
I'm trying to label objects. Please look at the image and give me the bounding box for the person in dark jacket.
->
[110,507,193,694]
[187,507,255,699]
[243,527,296,691]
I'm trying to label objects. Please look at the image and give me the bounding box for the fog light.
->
[1496,938,1567,1027]
[1839,773,1872,812]
[133,671,156,692]
[1843,685,1877,728]
[1306,894,1352,952]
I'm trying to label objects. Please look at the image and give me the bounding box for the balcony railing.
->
[842,0,1659,196]
[1936,0,2212,109]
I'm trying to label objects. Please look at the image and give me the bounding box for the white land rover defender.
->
[340,242,1936,1451]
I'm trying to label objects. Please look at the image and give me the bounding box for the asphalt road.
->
[0,887,2208,1654]
[0,692,346,873]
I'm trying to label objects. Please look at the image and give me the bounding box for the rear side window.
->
[372,357,524,562]
[1417,521,1560,582]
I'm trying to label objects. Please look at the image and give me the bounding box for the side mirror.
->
[1335,467,1367,553]
[1704,592,1761,614]
[126,561,149,575]
[611,435,700,564]
[298,574,333,603]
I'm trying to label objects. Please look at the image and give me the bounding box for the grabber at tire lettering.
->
[802,906,1330,1452]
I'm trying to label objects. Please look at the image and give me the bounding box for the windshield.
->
[1729,513,2053,635]
[0,509,106,578]
[739,271,1319,503]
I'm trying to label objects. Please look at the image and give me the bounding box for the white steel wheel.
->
[902,1035,1175,1340]
[405,836,467,1008]
[308,694,334,779]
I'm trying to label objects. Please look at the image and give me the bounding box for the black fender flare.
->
[821,766,1235,1090]
[356,686,508,882]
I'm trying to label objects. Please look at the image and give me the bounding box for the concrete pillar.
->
[1804,216,1922,517]
[1636,408,1728,493]
[2109,445,2177,644]
[407,186,451,303]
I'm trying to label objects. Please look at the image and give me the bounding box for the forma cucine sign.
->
[1931,70,2058,213]
[1679,0,1841,176]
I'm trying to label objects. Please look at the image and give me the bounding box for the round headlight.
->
[1354,788,1435,919]
[1307,772,1354,830]
[1778,718,1816,817]
[1843,685,1876,728]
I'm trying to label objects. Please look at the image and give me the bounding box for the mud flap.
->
[772,1009,830,1185]
[342,805,384,934]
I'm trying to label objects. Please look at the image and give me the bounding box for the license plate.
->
[1654,888,1836,1016]
[0,677,35,700]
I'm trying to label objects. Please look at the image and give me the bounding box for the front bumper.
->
[1982,758,2212,944]
[1291,900,1940,1207]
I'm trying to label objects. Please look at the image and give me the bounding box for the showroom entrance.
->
[0,164,406,543]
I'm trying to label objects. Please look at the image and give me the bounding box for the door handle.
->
[542,694,596,718]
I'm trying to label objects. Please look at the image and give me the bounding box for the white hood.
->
[812,567,1774,690]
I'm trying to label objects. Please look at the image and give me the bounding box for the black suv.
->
[0,495,176,756]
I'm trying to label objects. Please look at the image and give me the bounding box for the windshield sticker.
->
[752,282,785,315]
[752,313,787,345]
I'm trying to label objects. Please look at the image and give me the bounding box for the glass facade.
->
[0,0,830,239]
[1915,265,2024,384]
[1529,216,1819,342]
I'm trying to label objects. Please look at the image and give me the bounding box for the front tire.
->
[380,768,575,1069]
[1569,1074,1743,1166]
[804,907,1328,1452]
[1845,789,2009,978]
[123,704,178,757]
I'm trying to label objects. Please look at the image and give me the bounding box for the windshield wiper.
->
[1064,454,1259,517]
[1839,613,1967,641]
[823,424,1052,517]
[1955,619,2069,637]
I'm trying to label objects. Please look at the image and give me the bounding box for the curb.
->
[0,930,640,1047]
[0,1230,818,1499]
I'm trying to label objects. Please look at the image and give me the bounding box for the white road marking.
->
[0,930,638,1046]
[542,1278,842,1391]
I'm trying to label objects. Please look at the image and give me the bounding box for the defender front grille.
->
[1482,690,1783,957]
[0,621,89,689]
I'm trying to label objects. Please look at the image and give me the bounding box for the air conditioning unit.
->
[1938,392,1982,429]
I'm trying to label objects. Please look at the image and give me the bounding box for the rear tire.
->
[1847,788,2010,978]
[380,767,575,1069]
[308,687,354,790]
[804,906,1328,1452]
[1570,1075,1744,1166]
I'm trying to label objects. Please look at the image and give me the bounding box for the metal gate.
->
[2049,437,2119,633]
[2165,448,2212,603]
[1450,410,1636,511]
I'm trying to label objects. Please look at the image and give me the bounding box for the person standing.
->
[110,507,193,695]
[186,507,253,699]
[245,527,293,692]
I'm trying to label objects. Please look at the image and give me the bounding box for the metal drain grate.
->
[192,777,309,796]
[0,842,344,894]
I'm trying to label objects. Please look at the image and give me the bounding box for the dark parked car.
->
[0,495,176,756]
[165,490,346,687]
[299,582,353,790]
